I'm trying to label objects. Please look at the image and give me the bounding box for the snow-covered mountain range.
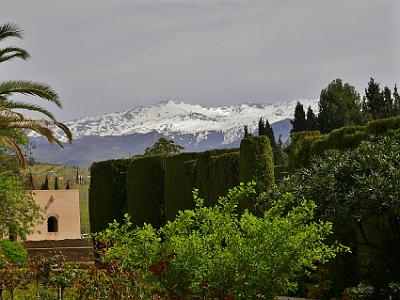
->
[30,99,318,166]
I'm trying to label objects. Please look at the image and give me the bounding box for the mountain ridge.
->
[29,99,318,166]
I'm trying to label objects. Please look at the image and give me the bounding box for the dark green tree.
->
[65,180,70,190]
[382,86,393,117]
[305,106,318,131]
[41,175,49,190]
[144,137,184,155]
[394,84,400,116]
[75,168,79,184]
[318,78,363,134]
[362,78,384,120]
[258,118,266,136]
[54,176,59,190]
[290,102,307,133]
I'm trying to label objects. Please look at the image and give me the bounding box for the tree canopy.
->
[144,137,184,155]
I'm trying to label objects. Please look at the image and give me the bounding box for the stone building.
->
[26,190,81,241]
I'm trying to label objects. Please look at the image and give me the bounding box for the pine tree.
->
[144,137,184,155]
[318,79,362,134]
[54,177,59,190]
[290,102,307,133]
[258,118,266,136]
[363,78,384,119]
[66,180,70,190]
[41,175,49,190]
[305,106,318,131]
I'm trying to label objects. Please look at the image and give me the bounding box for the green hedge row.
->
[289,115,400,170]
[89,159,129,233]
[90,138,275,231]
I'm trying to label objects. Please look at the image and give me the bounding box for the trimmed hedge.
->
[90,143,276,229]
[288,116,400,170]
[239,136,274,189]
[89,159,129,233]
[164,152,199,221]
[127,155,166,228]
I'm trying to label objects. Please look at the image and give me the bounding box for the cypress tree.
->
[291,102,307,133]
[305,106,319,131]
[382,86,393,117]
[54,177,59,190]
[264,119,276,147]
[363,78,384,119]
[258,118,266,136]
[394,84,400,116]
[41,175,49,190]
[76,168,79,184]
[66,180,70,190]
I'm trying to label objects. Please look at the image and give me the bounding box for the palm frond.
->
[0,46,30,63]
[0,23,23,42]
[1,99,57,121]
[0,80,61,108]
[0,135,26,168]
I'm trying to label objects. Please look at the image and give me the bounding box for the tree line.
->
[291,78,400,134]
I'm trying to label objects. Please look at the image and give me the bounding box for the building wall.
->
[26,190,81,241]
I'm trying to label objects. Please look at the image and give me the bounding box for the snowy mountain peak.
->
[33,99,319,144]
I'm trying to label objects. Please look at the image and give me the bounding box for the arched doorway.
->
[47,216,59,232]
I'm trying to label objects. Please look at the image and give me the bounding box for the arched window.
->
[47,216,58,233]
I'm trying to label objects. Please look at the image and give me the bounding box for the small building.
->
[26,190,81,241]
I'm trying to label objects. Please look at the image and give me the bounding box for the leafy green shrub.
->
[266,135,400,294]
[289,116,400,170]
[97,183,344,300]
[89,159,129,233]
[0,172,40,239]
[0,241,27,265]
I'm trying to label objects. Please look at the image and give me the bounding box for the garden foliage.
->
[289,115,400,170]
[263,135,400,296]
[96,183,343,299]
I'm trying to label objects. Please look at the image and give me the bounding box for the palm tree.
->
[0,23,72,167]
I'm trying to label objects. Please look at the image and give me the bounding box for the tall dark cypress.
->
[394,84,400,116]
[41,175,49,190]
[291,102,307,132]
[383,87,393,117]
[54,176,59,190]
[264,119,276,147]
[363,78,384,119]
[258,118,266,136]
[305,106,319,131]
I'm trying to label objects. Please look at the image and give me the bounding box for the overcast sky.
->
[1,0,399,120]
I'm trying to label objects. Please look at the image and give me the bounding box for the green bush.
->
[289,116,400,170]
[274,164,289,182]
[127,155,166,228]
[0,240,27,265]
[366,115,400,135]
[267,135,400,295]
[97,183,344,300]
[89,159,129,233]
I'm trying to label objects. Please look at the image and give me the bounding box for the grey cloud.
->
[0,0,399,120]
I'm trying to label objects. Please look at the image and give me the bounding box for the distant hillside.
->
[29,99,317,166]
